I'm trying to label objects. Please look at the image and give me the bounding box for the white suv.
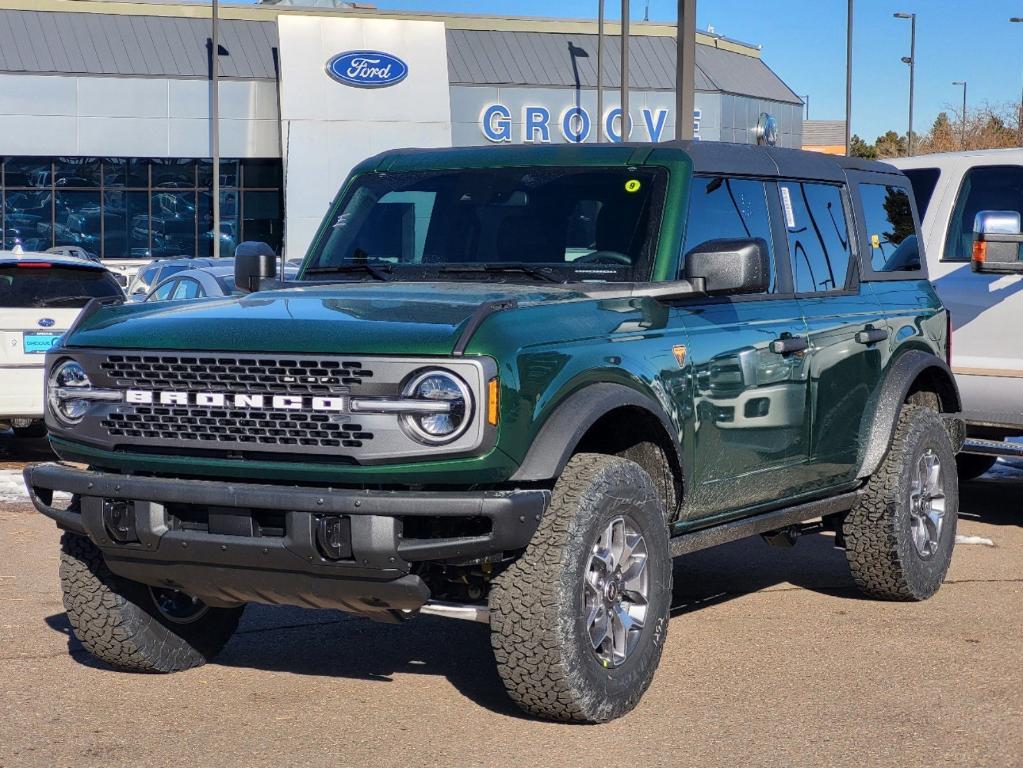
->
[0,249,123,437]
[893,149,1023,478]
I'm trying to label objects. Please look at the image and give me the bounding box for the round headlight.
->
[401,370,472,444]
[48,360,92,424]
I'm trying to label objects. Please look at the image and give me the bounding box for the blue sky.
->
[216,0,1023,141]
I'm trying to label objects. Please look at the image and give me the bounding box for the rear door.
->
[780,177,889,489]
[677,175,812,520]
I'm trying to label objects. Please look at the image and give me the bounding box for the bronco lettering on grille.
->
[125,390,348,412]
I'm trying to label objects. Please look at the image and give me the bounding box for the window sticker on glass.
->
[871,233,881,249]
[625,179,641,193]
[780,185,796,229]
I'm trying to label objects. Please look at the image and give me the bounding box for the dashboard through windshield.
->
[302,166,667,283]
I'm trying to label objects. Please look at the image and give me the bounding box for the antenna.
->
[643,0,649,21]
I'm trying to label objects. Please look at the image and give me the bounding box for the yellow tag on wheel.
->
[625,179,641,193]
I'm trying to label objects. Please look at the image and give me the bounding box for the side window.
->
[859,183,919,272]
[681,176,776,292]
[172,278,201,300]
[943,165,1023,262]
[779,181,851,293]
[149,280,176,302]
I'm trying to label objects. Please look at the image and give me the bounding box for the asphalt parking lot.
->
[1,432,1020,768]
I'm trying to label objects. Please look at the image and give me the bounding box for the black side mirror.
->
[682,238,771,295]
[972,211,1023,274]
[234,241,277,293]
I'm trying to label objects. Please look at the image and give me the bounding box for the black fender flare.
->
[856,350,962,479]
[509,383,681,482]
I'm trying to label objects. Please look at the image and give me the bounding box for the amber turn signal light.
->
[972,241,987,263]
[487,377,499,426]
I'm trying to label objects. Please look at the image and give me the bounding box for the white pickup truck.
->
[893,149,1023,478]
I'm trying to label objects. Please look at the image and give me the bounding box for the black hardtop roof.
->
[673,140,903,180]
[369,141,903,183]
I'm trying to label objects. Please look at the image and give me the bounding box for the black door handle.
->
[855,327,889,345]
[770,335,809,355]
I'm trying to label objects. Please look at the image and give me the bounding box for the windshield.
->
[0,265,122,308]
[302,166,667,283]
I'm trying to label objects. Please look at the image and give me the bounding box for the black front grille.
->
[102,406,374,449]
[100,354,372,394]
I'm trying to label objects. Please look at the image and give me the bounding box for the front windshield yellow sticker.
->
[625,179,642,193]
[871,234,881,249]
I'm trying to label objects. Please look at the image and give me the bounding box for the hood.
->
[65,282,589,356]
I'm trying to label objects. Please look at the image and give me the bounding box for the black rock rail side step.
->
[669,492,858,556]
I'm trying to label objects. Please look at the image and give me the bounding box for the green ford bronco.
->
[27,142,965,722]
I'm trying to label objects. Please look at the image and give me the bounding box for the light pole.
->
[845,0,854,154]
[1011,18,1023,141]
[803,94,810,120]
[597,0,604,142]
[953,80,967,150]
[894,12,915,155]
[675,0,696,140]
[211,0,221,258]
[621,0,630,142]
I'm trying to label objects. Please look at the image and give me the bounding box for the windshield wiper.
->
[438,264,563,283]
[303,263,393,282]
[33,295,99,307]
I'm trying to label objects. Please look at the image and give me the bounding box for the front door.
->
[676,175,811,521]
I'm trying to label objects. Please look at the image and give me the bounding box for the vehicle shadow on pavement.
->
[40,466,1020,717]
[958,464,1023,528]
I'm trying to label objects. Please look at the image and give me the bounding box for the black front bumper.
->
[24,463,548,622]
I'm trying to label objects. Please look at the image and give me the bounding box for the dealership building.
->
[0,0,804,261]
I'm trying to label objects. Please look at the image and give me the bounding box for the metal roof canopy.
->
[0,9,800,105]
[447,29,800,103]
[0,9,277,79]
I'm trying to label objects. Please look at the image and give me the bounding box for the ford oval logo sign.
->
[38,317,55,328]
[326,51,408,89]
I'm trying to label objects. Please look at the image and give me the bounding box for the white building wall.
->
[277,15,452,259]
[0,73,280,158]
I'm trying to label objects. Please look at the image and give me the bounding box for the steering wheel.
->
[574,250,632,265]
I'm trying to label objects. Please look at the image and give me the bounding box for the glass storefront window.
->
[55,158,101,188]
[242,191,283,253]
[53,191,103,255]
[151,159,195,189]
[198,159,239,189]
[2,157,282,258]
[243,159,283,189]
[4,158,52,188]
[198,191,240,257]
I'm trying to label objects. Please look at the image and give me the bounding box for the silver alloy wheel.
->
[584,515,649,668]
[149,586,210,625]
[909,449,947,558]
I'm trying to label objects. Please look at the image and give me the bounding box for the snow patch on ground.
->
[955,534,995,547]
[0,469,28,501]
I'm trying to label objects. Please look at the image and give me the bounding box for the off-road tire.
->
[843,405,958,601]
[955,453,997,482]
[488,453,672,722]
[59,532,244,672]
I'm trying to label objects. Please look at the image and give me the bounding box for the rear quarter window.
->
[0,265,122,308]
[858,183,920,273]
